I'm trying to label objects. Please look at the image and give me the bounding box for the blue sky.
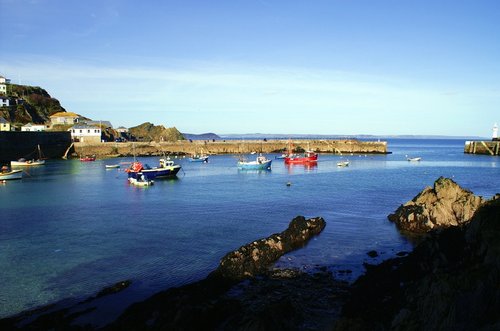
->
[1,0,498,136]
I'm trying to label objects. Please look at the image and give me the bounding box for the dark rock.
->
[335,195,500,330]
[213,216,326,281]
[367,250,378,258]
[388,177,485,233]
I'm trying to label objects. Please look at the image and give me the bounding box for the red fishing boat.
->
[80,155,96,162]
[283,140,318,164]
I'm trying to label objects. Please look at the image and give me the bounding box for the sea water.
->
[0,139,498,322]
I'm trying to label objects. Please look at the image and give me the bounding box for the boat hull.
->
[11,160,45,166]
[128,165,181,180]
[237,159,272,170]
[189,156,209,162]
[0,169,23,180]
[284,155,318,164]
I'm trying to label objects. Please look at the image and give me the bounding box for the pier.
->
[73,139,389,158]
[464,140,500,156]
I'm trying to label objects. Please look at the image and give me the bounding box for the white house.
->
[116,126,129,133]
[21,123,47,132]
[0,96,9,107]
[50,112,80,125]
[0,75,9,95]
[69,125,102,143]
[0,117,10,131]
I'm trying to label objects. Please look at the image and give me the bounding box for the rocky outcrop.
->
[213,216,326,281]
[128,122,185,142]
[388,177,485,233]
[336,195,500,331]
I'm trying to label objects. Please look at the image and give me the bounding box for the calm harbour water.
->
[0,139,498,322]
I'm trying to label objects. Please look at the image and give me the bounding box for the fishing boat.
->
[0,166,23,180]
[126,157,181,180]
[237,154,272,170]
[105,164,120,169]
[11,145,46,166]
[283,140,318,164]
[406,155,422,162]
[337,161,350,167]
[80,155,96,162]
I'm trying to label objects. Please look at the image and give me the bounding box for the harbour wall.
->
[73,139,388,158]
[0,131,72,163]
[464,140,500,156]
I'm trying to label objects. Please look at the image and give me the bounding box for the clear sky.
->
[1,0,499,136]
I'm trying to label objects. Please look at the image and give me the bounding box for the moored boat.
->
[105,164,120,169]
[283,140,318,164]
[126,157,181,180]
[11,145,46,166]
[406,155,422,162]
[237,154,272,170]
[80,155,96,162]
[284,150,318,164]
[189,155,209,163]
[128,176,154,186]
[0,166,23,180]
[337,160,350,167]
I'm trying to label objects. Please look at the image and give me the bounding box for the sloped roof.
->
[50,111,79,118]
[0,117,8,123]
[69,125,101,130]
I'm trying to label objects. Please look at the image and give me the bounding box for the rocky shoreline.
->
[1,179,498,330]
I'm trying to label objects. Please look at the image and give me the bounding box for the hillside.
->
[129,122,185,142]
[0,84,66,124]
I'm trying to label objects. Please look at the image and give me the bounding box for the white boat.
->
[11,145,46,166]
[189,155,209,163]
[0,166,23,180]
[337,161,350,167]
[105,164,120,169]
[406,155,422,162]
[128,176,154,186]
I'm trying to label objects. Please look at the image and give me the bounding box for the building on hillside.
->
[0,75,10,95]
[0,117,11,131]
[116,126,129,133]
[21,123,47,132]
[0,96,10,107]
[69,125,101,143]
[50,112,80,125]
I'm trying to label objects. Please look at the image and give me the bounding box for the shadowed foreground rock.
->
[388,177,485,233]
[107,216,328,330]
[213,216,326,280]
[336,195,500,330]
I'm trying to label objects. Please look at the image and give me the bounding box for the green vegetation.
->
[129,122,185,142]
[0,84,66,125]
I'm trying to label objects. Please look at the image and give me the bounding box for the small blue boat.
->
[237,155,272,170]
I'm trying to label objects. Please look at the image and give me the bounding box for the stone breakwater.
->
[73,139,388,158]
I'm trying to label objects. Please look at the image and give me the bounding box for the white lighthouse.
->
[493,123,498,141]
